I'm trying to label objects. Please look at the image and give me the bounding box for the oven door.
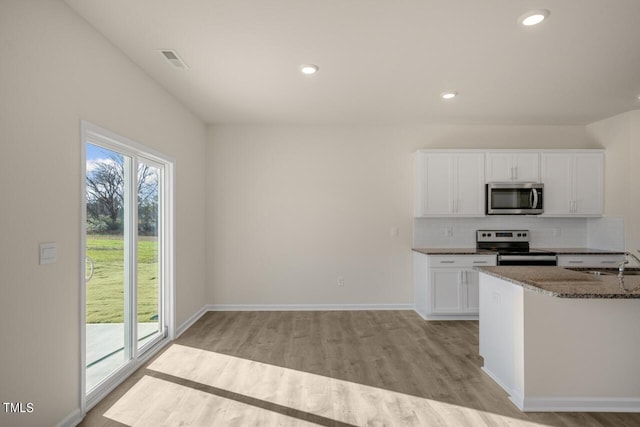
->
[498,255,557,266]
[487,183,543,215]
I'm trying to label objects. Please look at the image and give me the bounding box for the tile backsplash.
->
[413,216,624,250]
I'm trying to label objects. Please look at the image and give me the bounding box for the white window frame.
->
[79,121,176,414]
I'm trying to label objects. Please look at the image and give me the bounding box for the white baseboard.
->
[519,396,640,412]
[423,314,479,321]
[481,367,515,398]
[56,408,82,427]
[176,305,209,337]
[205,303,413,312]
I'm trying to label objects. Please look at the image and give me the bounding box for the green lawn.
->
[86,235,159,324]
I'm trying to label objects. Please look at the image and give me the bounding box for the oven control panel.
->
[477,230,529,242]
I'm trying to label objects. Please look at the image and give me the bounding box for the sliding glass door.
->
[82,123,172,405]
[136,159,164,351]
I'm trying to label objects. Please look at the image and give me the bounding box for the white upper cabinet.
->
[485,151,540,183]
[414,151,485,217]
[540,151,604,216]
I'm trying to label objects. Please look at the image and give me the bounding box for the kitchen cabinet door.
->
[485,152,539,183]
[454,153,485,215]
[462,269,480,312]
[573,153,603,215]
[512,152,540,182]
[414,151,452,216]
[429,269,463,314]
[541,151,603,217]
[540,152,574,215]
[485,152,513,182]
[414,150,484,217]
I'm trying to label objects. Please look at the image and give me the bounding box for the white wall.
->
[0,1,207,426]
[206,124,593,306]
[587,110,640,251]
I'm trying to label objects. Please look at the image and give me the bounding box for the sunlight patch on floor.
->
[105,344,552,427]
[105,375,317,426]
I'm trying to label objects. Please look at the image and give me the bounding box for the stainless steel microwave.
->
[486,183,543,215]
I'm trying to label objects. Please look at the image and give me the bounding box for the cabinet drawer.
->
[557,255,624,267]
[428,255,496,268]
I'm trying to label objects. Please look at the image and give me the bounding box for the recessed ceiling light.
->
[519,9,550,26]
[441,91,458,100]
[300,64,319,75]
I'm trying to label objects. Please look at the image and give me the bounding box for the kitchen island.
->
[477,266,640,412]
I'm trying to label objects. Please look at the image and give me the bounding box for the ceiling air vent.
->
[159,49,189,70]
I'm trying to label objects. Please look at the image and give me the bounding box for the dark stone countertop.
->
[537,248,625,255]
[412,247,624,256]
[476,266,640,299]
[412,248,496,256]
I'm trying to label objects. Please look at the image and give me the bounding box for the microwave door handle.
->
[531,188,539,209]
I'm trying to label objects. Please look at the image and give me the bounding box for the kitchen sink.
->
[565,267,640,276]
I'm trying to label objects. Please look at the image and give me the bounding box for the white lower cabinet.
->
[430,268,463,314]
[430,268,481,315]
[414,253,496,320]
[557,254,624,268]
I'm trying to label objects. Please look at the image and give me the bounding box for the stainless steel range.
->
[476,230,557,266]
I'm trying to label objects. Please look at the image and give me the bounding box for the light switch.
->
[40,242,57,265]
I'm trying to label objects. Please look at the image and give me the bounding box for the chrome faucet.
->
[618,250,640,275]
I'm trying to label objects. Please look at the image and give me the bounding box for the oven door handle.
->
[498,255,557,262]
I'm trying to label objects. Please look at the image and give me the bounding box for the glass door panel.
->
[85,143,131,392]
[137,161,162,350]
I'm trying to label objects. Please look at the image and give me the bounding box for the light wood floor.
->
[80,311,640,426]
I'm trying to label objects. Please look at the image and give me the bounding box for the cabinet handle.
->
[600,261,617,264]
[514,166,518,180]
[439,260,455,264]
[473,260,488,264]
[568,260,584,264]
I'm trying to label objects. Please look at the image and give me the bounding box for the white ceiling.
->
[64,0,640,125]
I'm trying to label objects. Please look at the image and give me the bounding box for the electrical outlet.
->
[553,227,561,237]
[390,227,399,237]
[337,276,344,286]
[444,226,453,237]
